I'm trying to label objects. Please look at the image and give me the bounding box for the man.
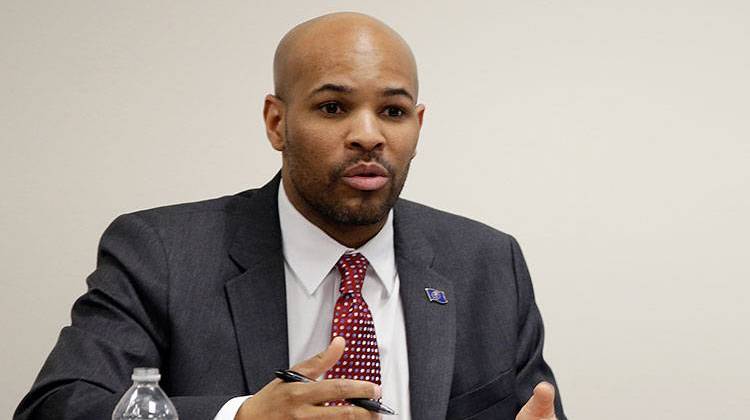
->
[15,12,566,420]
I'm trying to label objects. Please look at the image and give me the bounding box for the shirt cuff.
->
[213,395,251,420]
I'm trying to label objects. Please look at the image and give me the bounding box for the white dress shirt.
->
[214,182,411,419]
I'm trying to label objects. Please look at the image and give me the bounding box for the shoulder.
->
[395,198,518,250]
[395,199,529,298]
[118,188,255,224]
[103,188,260,245]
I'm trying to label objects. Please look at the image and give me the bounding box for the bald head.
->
[273,12,418,103]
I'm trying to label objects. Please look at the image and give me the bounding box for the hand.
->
[235,336,381,419]
[516,382,558,420]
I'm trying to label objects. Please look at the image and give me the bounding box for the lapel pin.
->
[424,288,448,304]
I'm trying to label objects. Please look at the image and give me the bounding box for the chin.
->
[323,200,391,226]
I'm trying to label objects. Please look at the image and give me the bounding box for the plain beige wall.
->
[2,1,749,418]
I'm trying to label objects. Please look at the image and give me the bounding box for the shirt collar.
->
[277,180,396,297]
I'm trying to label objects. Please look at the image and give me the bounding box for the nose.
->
[346,110,385,152]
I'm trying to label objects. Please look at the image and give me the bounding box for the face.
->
[267,30,425,227]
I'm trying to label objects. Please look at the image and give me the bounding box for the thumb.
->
[517,382,556,419]
[290,336,345,380]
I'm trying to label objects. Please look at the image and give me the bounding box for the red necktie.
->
[324,252,381,406]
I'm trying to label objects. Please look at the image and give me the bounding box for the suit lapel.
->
[225,174,289,393]
[394,201,456,420]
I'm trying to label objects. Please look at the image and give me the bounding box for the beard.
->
[284,129,410,226]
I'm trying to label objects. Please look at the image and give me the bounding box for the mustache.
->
[331,153,396,178]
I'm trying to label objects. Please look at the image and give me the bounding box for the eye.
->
[383,106,406,118]
[319,102,344,115]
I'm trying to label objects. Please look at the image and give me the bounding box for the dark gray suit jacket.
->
[15,174,566,420]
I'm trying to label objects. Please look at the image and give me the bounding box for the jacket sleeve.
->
[14,213,232,420]
[510,235,568,420]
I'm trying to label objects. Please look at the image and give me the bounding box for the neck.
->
[281,176,387,249]
[315,217,386,249]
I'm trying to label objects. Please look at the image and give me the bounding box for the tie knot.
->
[336,252,369,294]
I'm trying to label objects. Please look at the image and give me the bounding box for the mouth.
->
[340,162,390,191]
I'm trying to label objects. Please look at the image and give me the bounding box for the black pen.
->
[274,369,396,415]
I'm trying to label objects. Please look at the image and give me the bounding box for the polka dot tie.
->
[324,252,381,406]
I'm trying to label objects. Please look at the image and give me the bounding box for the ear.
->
[263,94,286,151]
[412,103,426,158]
[416,103,426,129]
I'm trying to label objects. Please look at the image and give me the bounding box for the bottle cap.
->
[132,367,161,382]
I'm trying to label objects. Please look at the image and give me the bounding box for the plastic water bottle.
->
[112,367,179,420]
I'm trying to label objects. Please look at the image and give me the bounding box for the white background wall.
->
[2,1,748,418]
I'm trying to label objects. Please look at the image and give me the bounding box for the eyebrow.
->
[309,83,353,97]
[382,87,415,102]
[307,83,415,102]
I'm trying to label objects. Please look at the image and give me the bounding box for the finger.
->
[527,381,556,417]
[291,336,346,380]
[296,378,381,404]
[297,404,380,419]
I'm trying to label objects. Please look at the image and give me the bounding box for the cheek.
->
[286,127,340,172]
[387,128,419,163]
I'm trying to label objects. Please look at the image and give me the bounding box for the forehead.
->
[287,30,417,100]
